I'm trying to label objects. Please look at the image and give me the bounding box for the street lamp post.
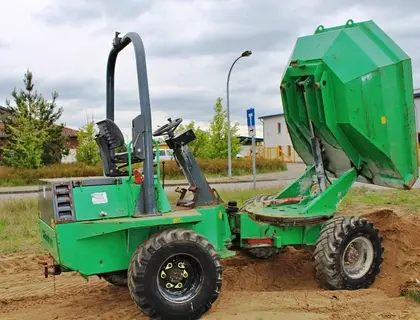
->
[226,50,252,179]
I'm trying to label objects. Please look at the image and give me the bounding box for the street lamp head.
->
[241,50,252,57]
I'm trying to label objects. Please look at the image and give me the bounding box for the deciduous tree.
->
[175,121,210,158]
[207,97,242,159]
[76,121,101,165]
[172,97,243,159]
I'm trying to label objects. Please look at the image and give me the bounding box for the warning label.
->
[91,192,108,204]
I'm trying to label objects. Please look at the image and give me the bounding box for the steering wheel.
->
[153,118,183,137]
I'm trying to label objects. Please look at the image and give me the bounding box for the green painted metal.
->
[39,219,60,262]
[242,166,358,223]
[72,175,171,221]
[238,213,322,247]
[280,19,418,189]
[39,200,234,276]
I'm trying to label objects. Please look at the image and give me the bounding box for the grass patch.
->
[403,290,420,303]
[0,198,41,254]
[401,281,420,303]
[341,187,420,212]
[0,159,287,187]
[2,186,420,255]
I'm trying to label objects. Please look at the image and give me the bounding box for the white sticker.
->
[91,192,108,204]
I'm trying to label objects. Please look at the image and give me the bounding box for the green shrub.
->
[0,158,287,187]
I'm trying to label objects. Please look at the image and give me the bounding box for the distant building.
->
[258,113,302,162]
[0,105,79,163]
[237,136,264,158]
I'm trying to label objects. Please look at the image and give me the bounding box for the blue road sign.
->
[247,108,255,127]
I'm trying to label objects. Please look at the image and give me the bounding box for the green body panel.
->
[40,219,60,262]
[73,183,132,221]
[72,175,172,222]
[238,213,322,247]
[40,200,234,276]
[281,19,418,189]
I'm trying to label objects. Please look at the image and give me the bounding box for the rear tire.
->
[245,247,284,259]
[314,215,384,290]
[128,228,222,319]
[240,194,283,259]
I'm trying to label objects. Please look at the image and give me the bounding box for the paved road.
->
[2,163,420,201]
[0,179,294,201]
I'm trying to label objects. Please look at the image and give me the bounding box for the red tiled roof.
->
[62,127,79,136]
[0,122,78,138]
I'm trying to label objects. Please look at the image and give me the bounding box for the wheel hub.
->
[342,236,374,279]
[160,262,190,289]
[157,254,202,303]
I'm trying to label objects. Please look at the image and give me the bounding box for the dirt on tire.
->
[1,209,420,319]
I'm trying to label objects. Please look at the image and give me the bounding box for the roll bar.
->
[106,32,156,215]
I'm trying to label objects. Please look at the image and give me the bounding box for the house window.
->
[277,122,281,134]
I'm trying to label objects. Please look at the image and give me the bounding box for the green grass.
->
[1,186,420,255]
[401,282,420,303]
[403,290,420,303]
[341,187,420,212]
[0,198,40,254]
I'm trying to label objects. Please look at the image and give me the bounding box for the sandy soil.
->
[1,209,420,320]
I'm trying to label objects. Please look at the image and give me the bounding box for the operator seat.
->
[95,119,142,177]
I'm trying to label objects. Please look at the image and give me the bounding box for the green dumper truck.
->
[38,19,418,319]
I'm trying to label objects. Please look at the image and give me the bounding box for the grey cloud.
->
[0,75,103,103]
[148,1,420,59]
[36,0,154,26]
[149,28,294,59]
[37,77,263,126]
[0,76,21,98]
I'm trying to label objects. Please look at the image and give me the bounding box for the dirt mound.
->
[361,209,420,296]
[219,209,420,297]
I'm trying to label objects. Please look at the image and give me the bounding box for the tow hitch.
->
[39,261,62,278]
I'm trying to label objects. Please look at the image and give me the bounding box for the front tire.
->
[314,215,384,290]
[128,228,222,319]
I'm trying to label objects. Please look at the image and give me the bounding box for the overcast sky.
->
[0,0,419,138]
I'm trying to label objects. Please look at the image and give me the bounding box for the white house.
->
[258,113,302,162]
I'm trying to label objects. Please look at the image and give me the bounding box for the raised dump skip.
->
[280,19,418,189]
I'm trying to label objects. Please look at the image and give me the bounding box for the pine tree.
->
[2,70,69,168]
[2,110,48,168]
[2,70,68,168]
